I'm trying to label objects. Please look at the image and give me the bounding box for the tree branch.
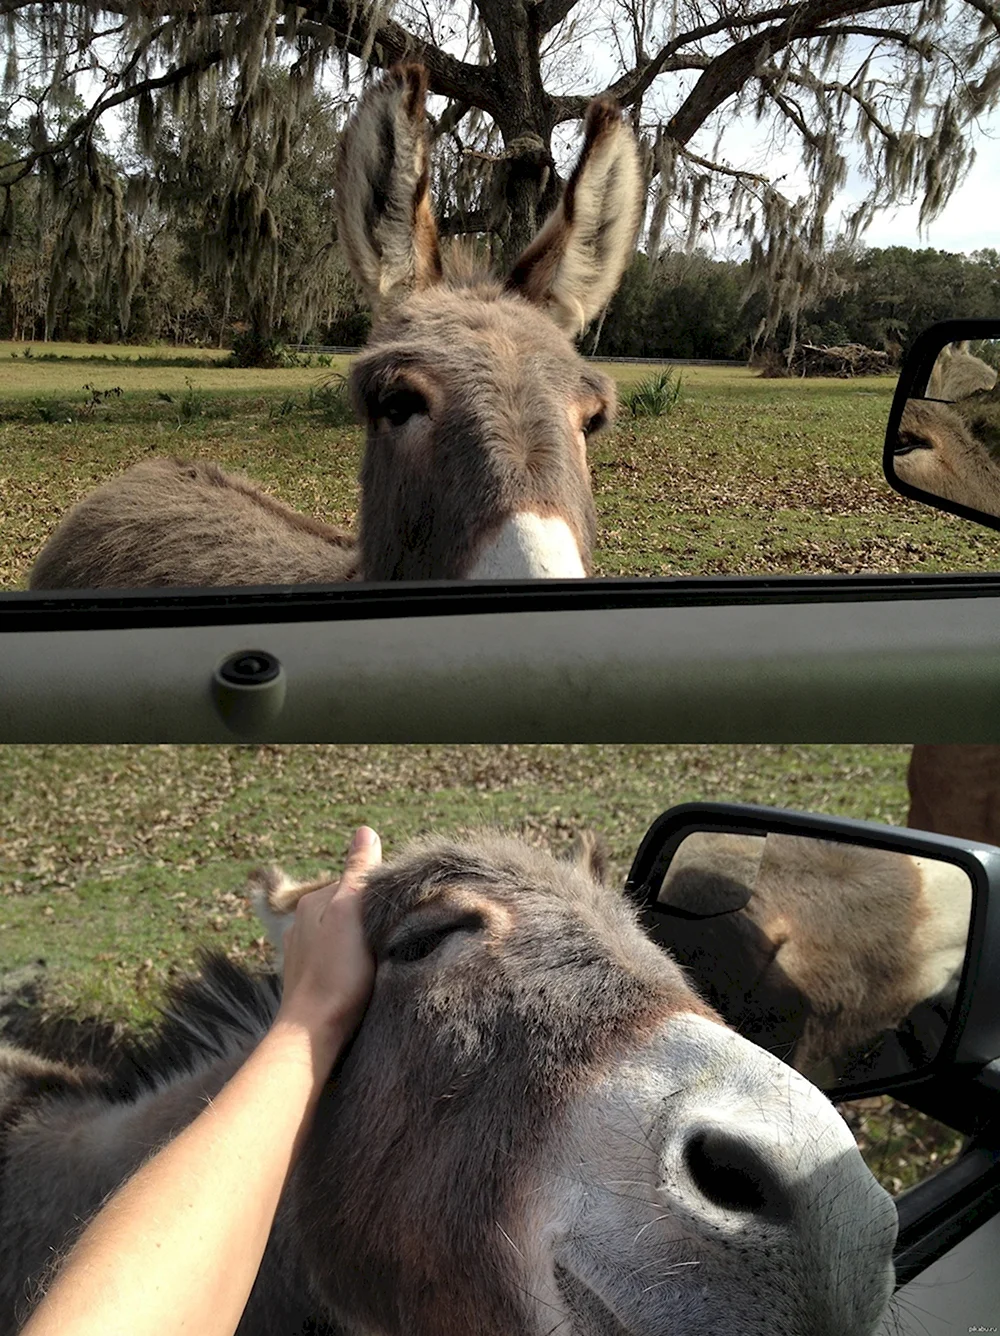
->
[554,4,861,122]
[962,0,1000,39]
[665,0,904,145]
[552,0,908,127]
[3,0,501,117]
[779,66,899,141]
[533,0,580,36]
[291,2,500,113]
[2,0,505,219]
[814,23,934,54]
[1,41,223,184]
[564,1,828,114]
[431,98,472,138]
[552,58,710,124]
[759,78,826,150]
[675,144,770,188]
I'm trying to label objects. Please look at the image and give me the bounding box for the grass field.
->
[0,742,965,1195]
[3,339,999,587]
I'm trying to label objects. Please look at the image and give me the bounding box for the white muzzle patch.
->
[531,1014,897,1336]
[467,513,586,579]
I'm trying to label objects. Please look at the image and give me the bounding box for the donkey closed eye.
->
[384,911,485,963]
[894,433,932,456]
[379,389,429,427]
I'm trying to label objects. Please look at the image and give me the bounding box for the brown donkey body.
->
[908,744,1000,844]
[29,67,642,590]
[0,834,897,1336]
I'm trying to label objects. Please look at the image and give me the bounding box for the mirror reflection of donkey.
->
[894,396,1000,517]
[654,831,971,1084]
[29,65,643,590]
[0,834,897,1336]
[894,344,1000,517]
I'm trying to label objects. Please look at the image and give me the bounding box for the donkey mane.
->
[101,954,280,1100]
[1,955,279,1118]
[435,241,503,294]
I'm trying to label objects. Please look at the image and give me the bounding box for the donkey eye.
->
[386,926,455,963]
[894,434,931,456]
[583,410,607,437]
[384,911,485,964]
[379,389,428,427]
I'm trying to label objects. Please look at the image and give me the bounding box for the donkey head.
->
[251,835,896,1336]
[654,831,972,1083]
[336,66,643,580]
[895,396,1000,514]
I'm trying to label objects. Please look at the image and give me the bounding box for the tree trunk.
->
[503,159,550,258]
[251,301,274,349]
[230,296,280,367]
[218,284,231,349]
[477,0,556,262]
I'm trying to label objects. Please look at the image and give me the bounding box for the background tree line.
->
[0,77,368,355]
[599,245,1000,362]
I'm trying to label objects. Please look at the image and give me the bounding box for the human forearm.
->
[20,1021,338,1336]
[20,826,378,1336]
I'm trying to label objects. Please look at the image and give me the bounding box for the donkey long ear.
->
[246,865,332,967]
[335,63,443,317]
[571,829,610,886]
[506,98,642,336]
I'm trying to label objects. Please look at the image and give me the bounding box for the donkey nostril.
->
[683,1127,792,1223]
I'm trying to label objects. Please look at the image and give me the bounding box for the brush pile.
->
[789,343,895,378]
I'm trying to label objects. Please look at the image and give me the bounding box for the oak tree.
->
[4,0,999,350]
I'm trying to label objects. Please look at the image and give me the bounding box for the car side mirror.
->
[886,319,1000,532]
[626,802,1000,1102]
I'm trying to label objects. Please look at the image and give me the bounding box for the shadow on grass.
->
[0,963,128,1069]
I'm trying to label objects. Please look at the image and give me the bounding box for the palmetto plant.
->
[623,368,682,418]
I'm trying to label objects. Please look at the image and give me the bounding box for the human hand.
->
[274,826,379,1062]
